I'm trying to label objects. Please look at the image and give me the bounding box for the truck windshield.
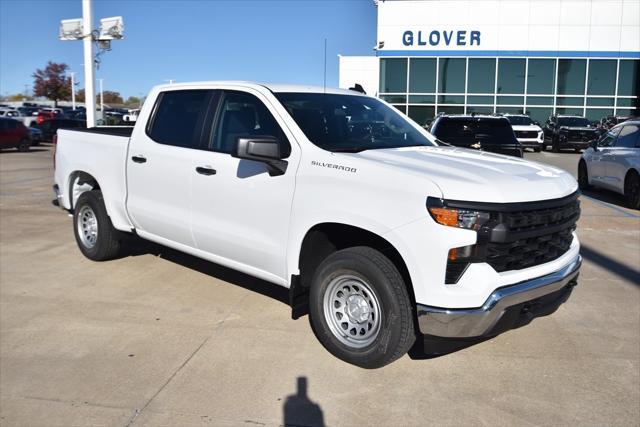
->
[506,116,532,126]
[558,117,591,127]
[275,92,434,152]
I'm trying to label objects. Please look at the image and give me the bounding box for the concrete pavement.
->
[1,146,638,426]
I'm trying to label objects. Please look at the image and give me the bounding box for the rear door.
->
[590,127,620,186]
[126,89,217,247]
[603,124,640,193]
[190,89,299,282]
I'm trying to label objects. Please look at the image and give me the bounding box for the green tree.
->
[32,61,72,107]
[125,96,141,106]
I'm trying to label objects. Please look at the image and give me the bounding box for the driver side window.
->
[597,127,621,147]
[211,91,290,157]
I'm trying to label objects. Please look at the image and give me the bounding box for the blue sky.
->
[0,0,376,99]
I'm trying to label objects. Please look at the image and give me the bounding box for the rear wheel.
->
[552,137,560,153]
[309,246,415,369]
[17,139,30,152]
[73,190,123,260]
[624,171,640,210]
[534,146,541,153]
[578,160,591,190]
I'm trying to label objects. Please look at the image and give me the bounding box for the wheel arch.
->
[291,222,416,319]
[67,170,101,211]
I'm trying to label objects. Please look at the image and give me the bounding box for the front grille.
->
[440,192,581,283]
[515,130,538,139]
[484,197,580,272]
[485,226,575,272]
[567,130,596,142]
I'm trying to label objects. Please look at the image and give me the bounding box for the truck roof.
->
[152,81,361,96]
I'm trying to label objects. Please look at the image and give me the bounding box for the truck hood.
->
[354,146,577,203]
[511,124,542,132]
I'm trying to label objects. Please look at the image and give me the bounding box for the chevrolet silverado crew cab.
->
[53,82,582,368]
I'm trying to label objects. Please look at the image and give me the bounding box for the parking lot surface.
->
[1,146,639,426]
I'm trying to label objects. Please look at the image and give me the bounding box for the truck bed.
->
[68,126,135,137]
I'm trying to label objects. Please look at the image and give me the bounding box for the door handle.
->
[196,166,216,176]
[131,155,147,163]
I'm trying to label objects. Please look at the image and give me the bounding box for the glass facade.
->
[379,58,639,127]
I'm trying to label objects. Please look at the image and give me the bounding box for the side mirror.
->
[232,136,288,176]
[533,121,540,126]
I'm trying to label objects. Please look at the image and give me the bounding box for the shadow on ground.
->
[126,238,290,305]
[580,243,640,286]
[580,187,637,212]
[282,377,325,427]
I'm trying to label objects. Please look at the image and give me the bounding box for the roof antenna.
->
[323,38,327,93]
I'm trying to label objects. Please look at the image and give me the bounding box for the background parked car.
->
[0,108,20,117]
[36,108,64,124]
[543,115,597,152]
[28,127,43,144]
[503,114,544,152]
[36,118,86,142]
[579,120,640,209]
[0,117,31,152]
[430,114,523,157]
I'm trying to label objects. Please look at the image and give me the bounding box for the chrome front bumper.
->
[417,255,581,338]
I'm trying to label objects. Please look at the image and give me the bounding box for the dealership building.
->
[338,0,640,126]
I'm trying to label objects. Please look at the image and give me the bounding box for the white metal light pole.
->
[82,0,96,127]
[99,78,104,112]
[70,72,76,110]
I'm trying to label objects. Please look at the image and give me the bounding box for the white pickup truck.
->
[53,82,582,368]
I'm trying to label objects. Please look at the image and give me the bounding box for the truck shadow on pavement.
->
[126,238,290,306]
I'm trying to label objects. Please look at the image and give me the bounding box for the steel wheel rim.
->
[323,274,382,349]
[77,205,98,249]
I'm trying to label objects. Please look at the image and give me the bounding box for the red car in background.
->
[36,108,63,124]
[0,118,31,152]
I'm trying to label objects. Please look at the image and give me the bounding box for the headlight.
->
[427,197,491,230]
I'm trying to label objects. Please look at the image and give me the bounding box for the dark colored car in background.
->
[543,115,598,152]
[36,119,86,142]
[430,114,523,157]
[0,118,31,152]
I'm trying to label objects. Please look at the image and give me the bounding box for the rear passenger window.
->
[147,90,213,148]
[614,125,639,148]
[212,91,290,156]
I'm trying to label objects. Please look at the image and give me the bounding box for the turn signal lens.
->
[428,207,459,227]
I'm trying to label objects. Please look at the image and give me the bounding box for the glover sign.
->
[402,30,481,47]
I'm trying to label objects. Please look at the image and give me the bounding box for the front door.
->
[190,89,299,282]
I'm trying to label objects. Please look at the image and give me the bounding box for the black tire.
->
[17,139,30,152]
[578,160,591,190]
[309,246,415,369]
[552,137,560,153]
[624,171,640,210]
[534,147,541,153]
[73,190,122,261]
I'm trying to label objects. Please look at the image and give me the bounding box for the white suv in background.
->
[504,114,544,152]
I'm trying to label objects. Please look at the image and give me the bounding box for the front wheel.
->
[73,190,122,260]
[625,172,640,210]
[309,247,415,369]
